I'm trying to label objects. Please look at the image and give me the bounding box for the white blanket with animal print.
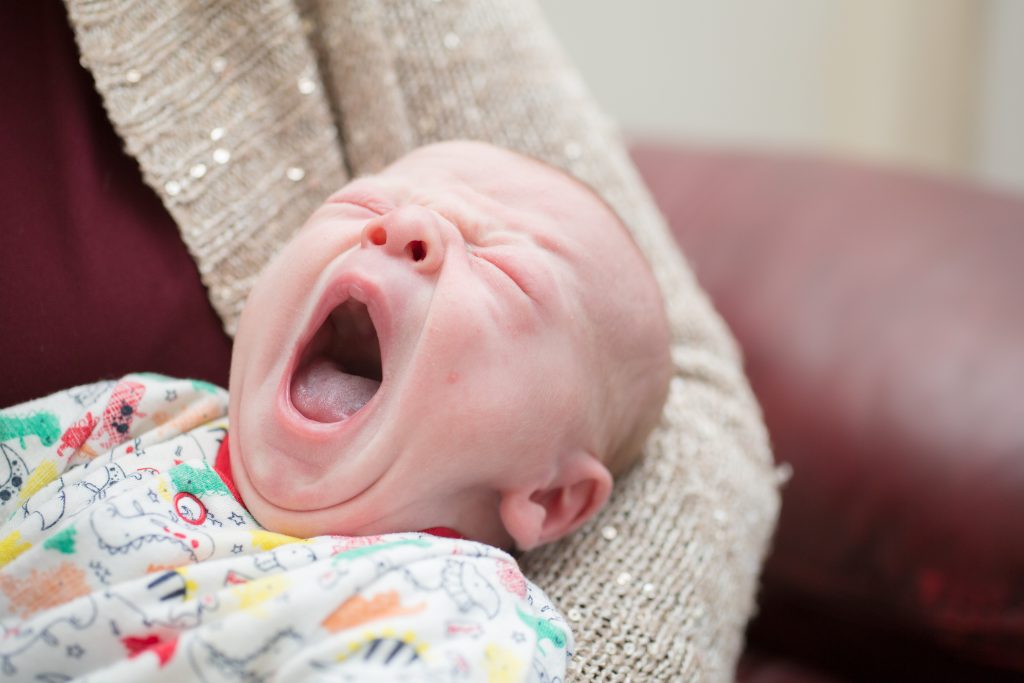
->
[0,374,571,682]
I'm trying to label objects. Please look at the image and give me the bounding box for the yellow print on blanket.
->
[155,477,174,503]
[0,531,31,568]
[229,574,291,616]
[484,642,524,683]
[18,460,58,505]
[249,529,304,551]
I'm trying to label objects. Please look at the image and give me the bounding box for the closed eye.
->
[471,249,534,301]
[333,199,387,216]
[328,185,395,215]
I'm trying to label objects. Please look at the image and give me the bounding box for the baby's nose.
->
[360,205,448,273]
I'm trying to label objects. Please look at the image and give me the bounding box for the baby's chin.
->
[227,438,374,538]
[239,494,342,539]
[227,395,370,515]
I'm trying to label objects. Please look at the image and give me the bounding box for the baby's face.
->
[229,141,644,548]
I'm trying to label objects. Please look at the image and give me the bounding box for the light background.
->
[539,0,1024,195]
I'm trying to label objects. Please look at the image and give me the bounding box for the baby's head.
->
[228,141,671,550]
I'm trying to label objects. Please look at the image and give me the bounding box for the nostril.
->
[368,227,387,246]
[406,240,426,262]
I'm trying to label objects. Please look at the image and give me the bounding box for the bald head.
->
[413,141,673,474]
[570,197,672,476]
[418,140,672,474]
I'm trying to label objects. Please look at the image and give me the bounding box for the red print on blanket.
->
[95,381,147,449]
[495,558,527,599]
[122,634,179,667]
[57,412,98,458]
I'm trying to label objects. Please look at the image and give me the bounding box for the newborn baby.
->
[231,140,672,549]
[0,141,671,681]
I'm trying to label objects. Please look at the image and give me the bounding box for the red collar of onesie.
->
[214,435,464,540]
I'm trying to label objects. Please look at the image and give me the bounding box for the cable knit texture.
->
[64,1,780,680]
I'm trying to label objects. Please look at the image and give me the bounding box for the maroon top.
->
[0,2,232,409]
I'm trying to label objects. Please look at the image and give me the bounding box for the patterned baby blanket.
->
[0,374,570,681]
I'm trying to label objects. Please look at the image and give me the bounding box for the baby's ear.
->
[499,449,612,552]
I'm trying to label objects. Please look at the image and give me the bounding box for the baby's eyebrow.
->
[329,180,397,214]
[529,229,568,257]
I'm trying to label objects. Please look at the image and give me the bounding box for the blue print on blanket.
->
[402,558,501,619]
[89,499,215,563]
[0,444,29,507]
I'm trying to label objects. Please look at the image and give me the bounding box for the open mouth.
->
[290,299,383,423]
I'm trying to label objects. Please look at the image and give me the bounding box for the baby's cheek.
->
[422,382,519,445]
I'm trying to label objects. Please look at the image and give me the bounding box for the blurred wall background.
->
[539,0,1024,195]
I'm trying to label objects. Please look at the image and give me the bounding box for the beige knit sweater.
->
[65,1,780,680]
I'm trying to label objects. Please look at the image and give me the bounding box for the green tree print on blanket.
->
[516,604,567,651]
[169,462,232,497]
[43,526,77,555]
[0,412,61,449]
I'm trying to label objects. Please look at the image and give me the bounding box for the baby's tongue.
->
[290,357,380,423]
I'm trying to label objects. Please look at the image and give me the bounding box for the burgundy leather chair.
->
[630,143,1024,683]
